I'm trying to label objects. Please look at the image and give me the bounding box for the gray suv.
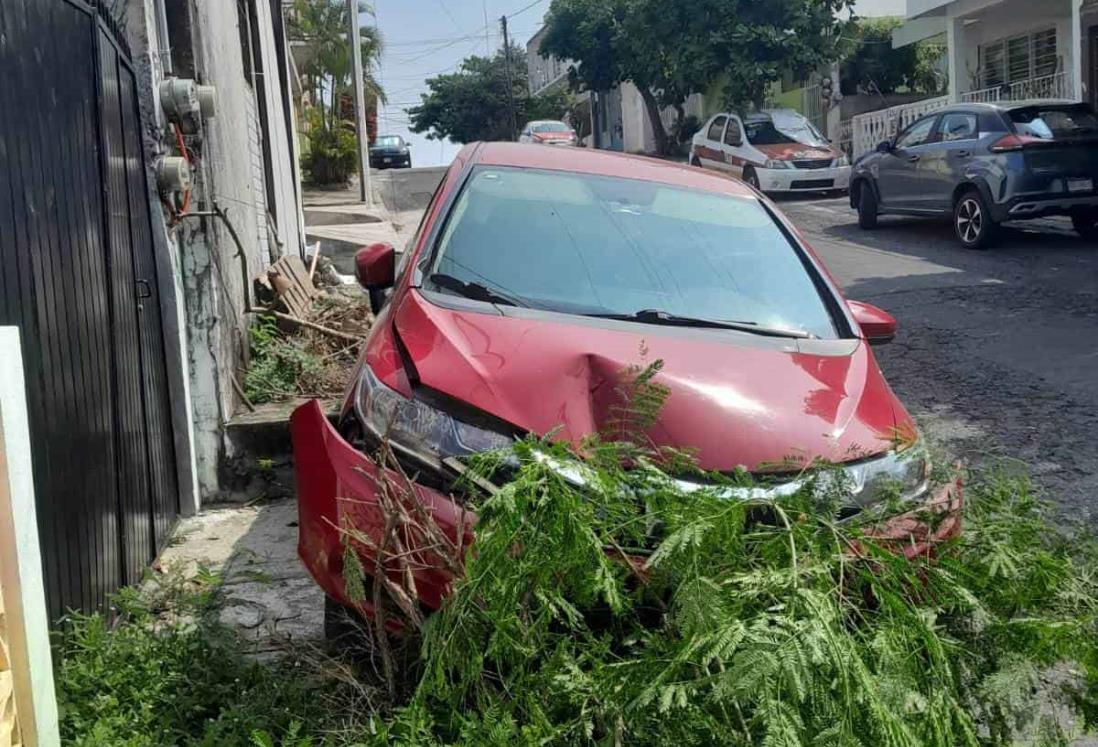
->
[851,101,1098,249]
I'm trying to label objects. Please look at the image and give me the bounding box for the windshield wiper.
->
[429,273,527,308]
[588,309,811,339]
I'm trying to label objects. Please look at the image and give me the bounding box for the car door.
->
[875,114,940,209]
[921,111,980,212]
[697,115,728,170]
[720,115,747,179]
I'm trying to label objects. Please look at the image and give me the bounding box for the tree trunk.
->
[638,87,670,156]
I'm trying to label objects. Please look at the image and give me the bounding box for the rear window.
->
[427,167,840,339]
[532,122,570,133]
[1009,105,1098,140]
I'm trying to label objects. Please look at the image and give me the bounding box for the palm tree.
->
[287,0,385,182]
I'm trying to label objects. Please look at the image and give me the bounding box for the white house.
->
[852,0,1098,155]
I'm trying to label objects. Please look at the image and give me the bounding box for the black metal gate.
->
[0,0,180,618]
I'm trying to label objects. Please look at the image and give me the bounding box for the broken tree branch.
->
[249,306,361,343]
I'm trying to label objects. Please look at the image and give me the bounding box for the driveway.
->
[778,195,1098,522]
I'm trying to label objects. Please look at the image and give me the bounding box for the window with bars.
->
[979,28,1058,88]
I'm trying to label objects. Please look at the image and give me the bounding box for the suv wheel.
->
[857,182,878,229]
[1072,211,1098,242]
[690,154,702,168]
[954,189,997,249]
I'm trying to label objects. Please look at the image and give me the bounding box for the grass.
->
[55,569,379,746]
[56,435,1098,745]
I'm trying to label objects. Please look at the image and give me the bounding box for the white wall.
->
[952,0,1074,91]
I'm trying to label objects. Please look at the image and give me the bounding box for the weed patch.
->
[55,569,379,746]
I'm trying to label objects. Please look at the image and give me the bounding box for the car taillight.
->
[989,134,1045,152]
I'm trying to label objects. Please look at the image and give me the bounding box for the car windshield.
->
[426,167,839,339]
[745,111,829,147]
[532,122,570,133]
[375,135,403,147]
[1009,105,1098,139]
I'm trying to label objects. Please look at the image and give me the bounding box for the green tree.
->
[408,45,571,143]
[541,0,856,154]
[287,0,385,183]
[840,17,945,95]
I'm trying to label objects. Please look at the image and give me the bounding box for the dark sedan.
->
[369,134,411,169]
[851,101,1098,248]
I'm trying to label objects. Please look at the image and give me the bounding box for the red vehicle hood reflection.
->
[376,291,905,472]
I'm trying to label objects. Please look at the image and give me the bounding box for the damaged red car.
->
[291,143,961,630]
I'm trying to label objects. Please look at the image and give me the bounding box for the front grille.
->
[793,158,833,169]
[790,179,835,189]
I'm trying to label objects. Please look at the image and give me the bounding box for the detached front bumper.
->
[291,400,472,615]
[756,165,851,193]
[292,399,963,614]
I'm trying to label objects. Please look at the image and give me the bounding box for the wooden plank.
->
[0,328,60,747]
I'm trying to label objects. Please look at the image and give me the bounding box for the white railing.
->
[961,72,1076,104]
[960,86,1003,103]
[851,95,950,159]
[1009,71,1074,101]
[837,118,853,159]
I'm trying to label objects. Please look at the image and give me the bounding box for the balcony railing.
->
[960,72,1076,104]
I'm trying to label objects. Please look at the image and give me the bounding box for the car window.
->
[938,113,978,142]
[1009,105,1098,140]
[532,121,570,133]
[895,116,937,149]
[723,118,742,146]
[707,116,727,142]
[428,167,840,339]
[375,135,403,147]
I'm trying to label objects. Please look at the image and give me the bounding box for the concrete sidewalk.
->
[302,170,441,274]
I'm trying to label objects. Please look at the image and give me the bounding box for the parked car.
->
[519,120,577,146]
[292,142,961,630]
[369,134,411,169]
[851,101,1098,249]
[690,109,850,195]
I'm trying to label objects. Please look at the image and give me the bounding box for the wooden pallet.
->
[256,255,319,319]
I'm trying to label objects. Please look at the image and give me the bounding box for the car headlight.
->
[834,155,850,167]
[763,159,792,170]
[352,364,514,462]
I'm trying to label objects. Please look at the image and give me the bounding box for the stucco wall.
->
[955,0,1074,91]
[125,0,303,502]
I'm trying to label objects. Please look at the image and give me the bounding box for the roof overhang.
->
[892,15,947,47]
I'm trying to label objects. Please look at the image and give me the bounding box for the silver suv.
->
[851,101,1098,249]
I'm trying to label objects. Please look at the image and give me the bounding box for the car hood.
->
[754,143,836,161]
[387,291,906,472]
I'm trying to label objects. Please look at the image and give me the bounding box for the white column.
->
[947,15,966,103]
[1071,0,1084,101]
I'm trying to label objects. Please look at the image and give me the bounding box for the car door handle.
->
[907,154,920,163]
[954,150,971,158]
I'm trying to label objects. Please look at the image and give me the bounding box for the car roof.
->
[469,142,758,198]
[941,99,1083,113]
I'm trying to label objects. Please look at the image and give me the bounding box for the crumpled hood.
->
[388,291,904,472]
[754,143,836,161]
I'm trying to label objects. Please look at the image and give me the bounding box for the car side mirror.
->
[355,242,395,290]
[848,300,896,345]
[876,140,893,154]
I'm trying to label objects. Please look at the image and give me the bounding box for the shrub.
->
[54,570,372,746]
[302,108,357,186]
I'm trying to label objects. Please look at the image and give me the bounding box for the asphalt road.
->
[777,195,1098,522]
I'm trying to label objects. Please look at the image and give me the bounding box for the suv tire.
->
[690,154,702,168]
[954,188,997,250]
[857,182,878,229]
[1072,211,1098,242]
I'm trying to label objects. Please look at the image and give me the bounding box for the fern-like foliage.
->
[361,422,1098,746]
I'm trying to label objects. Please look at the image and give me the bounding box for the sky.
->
[370,0,550,167]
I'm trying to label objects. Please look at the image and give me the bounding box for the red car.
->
[292,143,961,626]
